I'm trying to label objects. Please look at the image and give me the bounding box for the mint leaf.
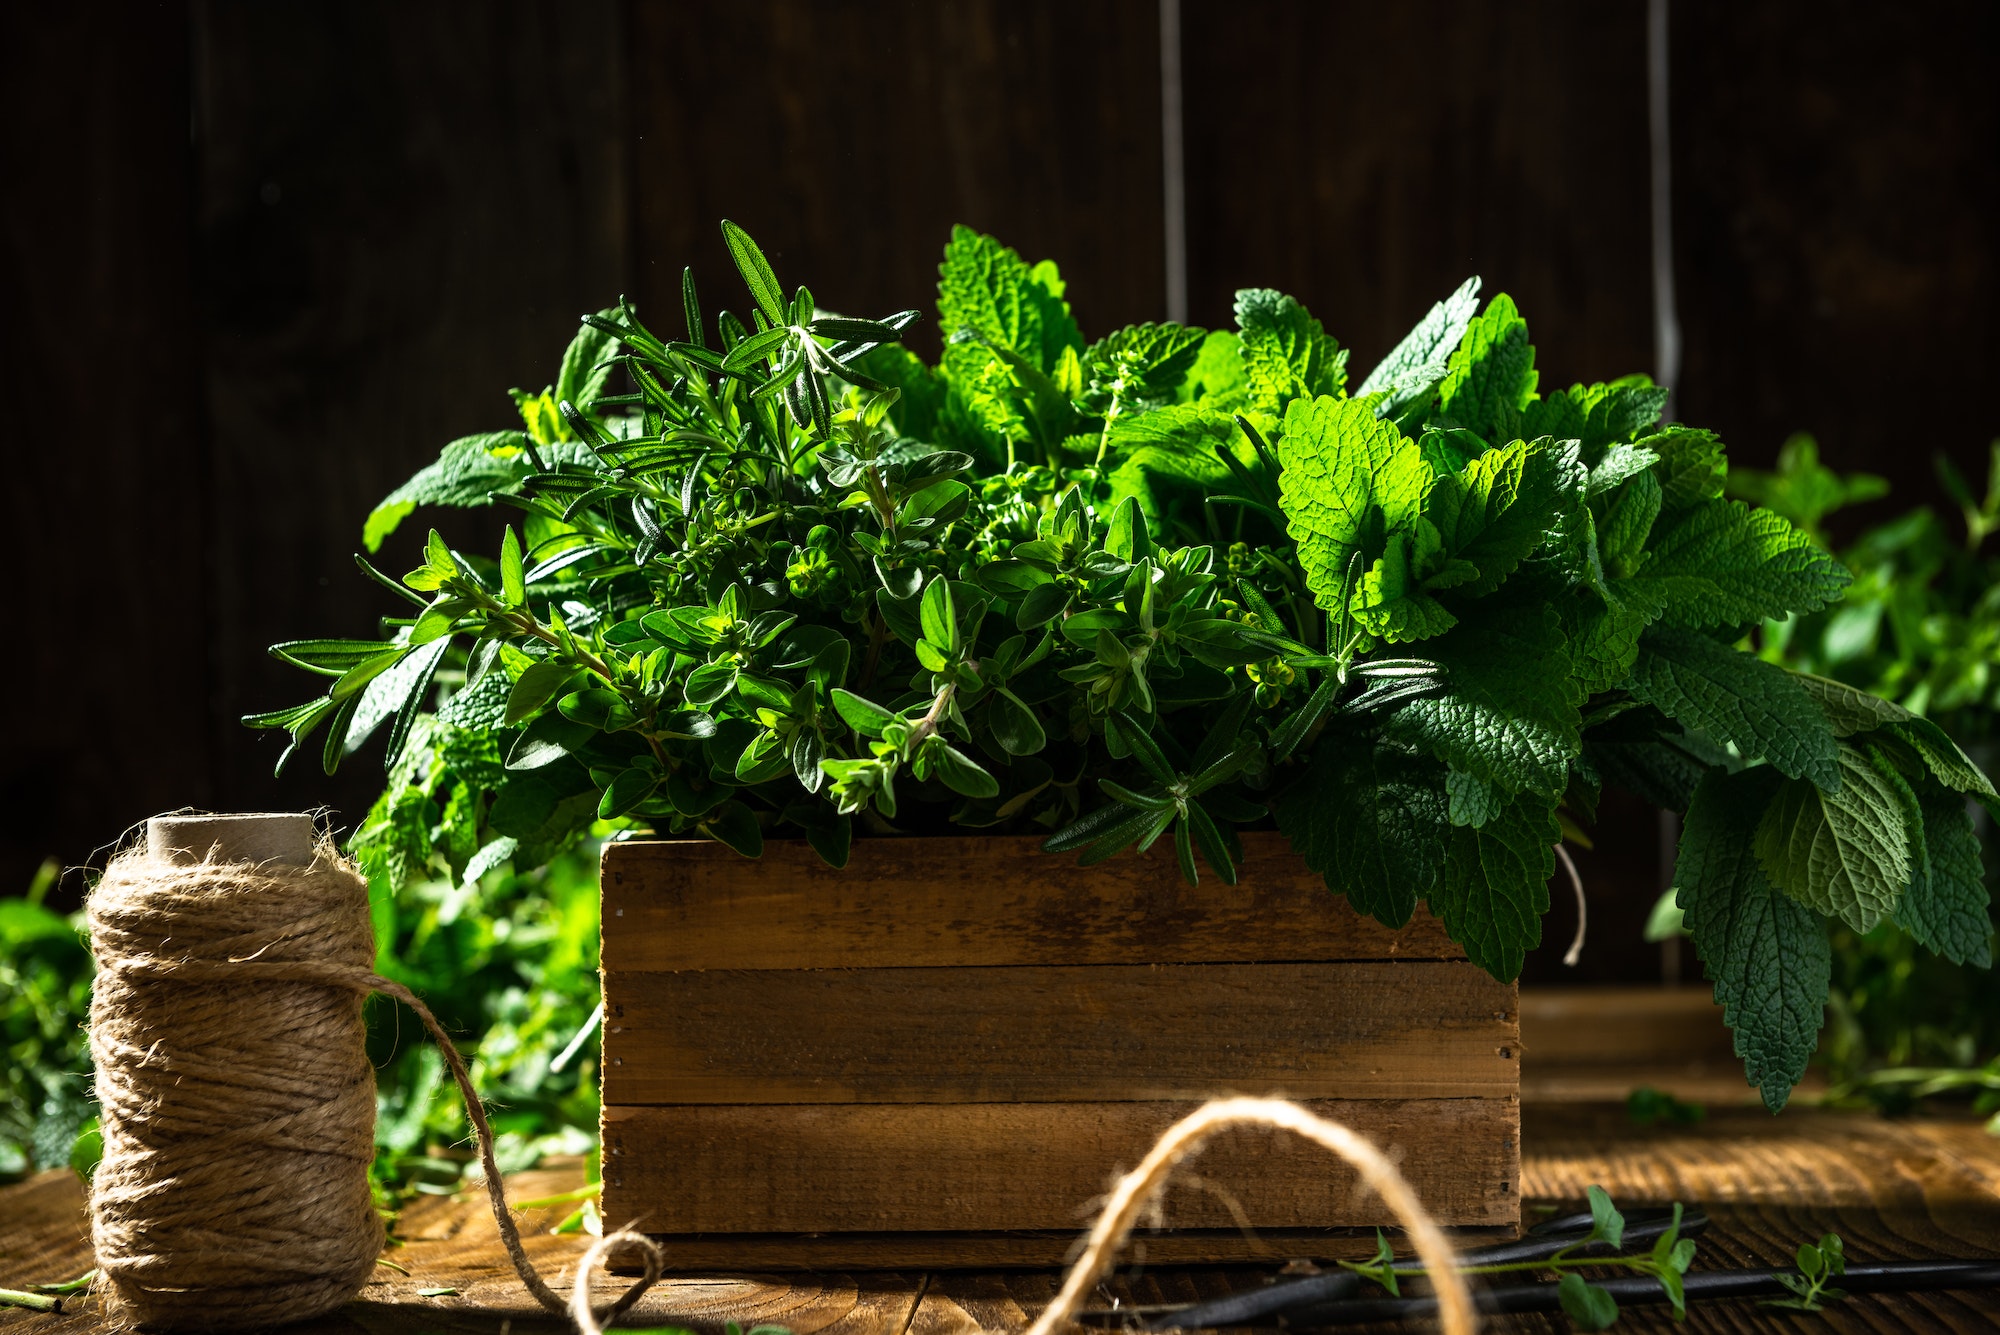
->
[1104,405,1248,526]
[1446,769,1502,827]
[1597,470,1663,577]
[1631,499,1851,628]
[1087,321,1208,404]
[1351,528,1458,643]
[1436,292,1538,446]
[1894,782,1992,967]
[1564,581,1667,695]
[1236,288,1347,418]
[1428,786,1556,981]
[1642,427,1728,513]
[1892,715,1998,800]
[364,431,535,552]
[1273,741,1448,929]
[1384,600,1583,797]
[1428,437,1573,596]
[1754,745,1912,933]
[1676,766,1830,1111]
[1357,276,1482,420]
[1792,672,1911,737]
[1182,329,1248,406]
[937,225,1081,374]
[1277,395,1416,614]
[1587,442,1661,497]
[1626,626,1841,791]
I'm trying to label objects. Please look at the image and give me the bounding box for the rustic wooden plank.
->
[601,1098,1519,1237]
[604,961,1517,1104]
[601,832,1463,971]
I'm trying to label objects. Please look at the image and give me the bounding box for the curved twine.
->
[1024,1097,1476,1335]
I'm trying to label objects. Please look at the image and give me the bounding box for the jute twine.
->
[87,833,658,1331]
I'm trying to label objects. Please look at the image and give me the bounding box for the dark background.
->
[4,2,1995,982]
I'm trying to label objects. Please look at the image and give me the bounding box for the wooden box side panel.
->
[601,832,1462,971]
[603,961,1519,1104]
[601,1098,1519,1235]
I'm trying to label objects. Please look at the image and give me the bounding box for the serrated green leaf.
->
[1428,786,1556,981]
[1446,769,1501,827]
[1436,292,1537,446]
[1356,276,1482,420]
[1631,499,1851,628]
[1586,442,1661,497]
[1102,404,1249,526]
[1597,470,1662,576]
[1642,426,1729,512]
[1626,626,1841,790]
[1384,601,1583,798]
[363,432,533,552]
[1791,672,1911,737]
[1562,580,1667,695]
[937,225,1080,375]
[1893,782,1992,966]
[1755,746,1912,933]
[1425,436,1573,596]
[1351,530,1458,643]
[1676,765,1830,1111]
[1087,321,1207,399]
[1278,395,1420,615]
[1271,740,1449,929]
[1235,288,1347,417]
[1891,715,1998,798]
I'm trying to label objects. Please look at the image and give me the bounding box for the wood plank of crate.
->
[600,831,1463,970]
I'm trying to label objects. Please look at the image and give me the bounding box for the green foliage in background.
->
[0,861,93,1182]
[248,221,1989,1112]
[1731,435,2000,1118]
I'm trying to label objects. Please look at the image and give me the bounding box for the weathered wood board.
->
[600,834,1520,1263]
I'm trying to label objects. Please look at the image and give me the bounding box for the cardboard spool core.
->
[146,813,316,867]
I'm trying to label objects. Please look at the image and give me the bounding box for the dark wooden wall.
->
[4,3,1994,980]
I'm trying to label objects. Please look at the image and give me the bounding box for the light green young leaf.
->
[1630,499,1851,628]
[1277,395,1420,615]
[1235,288,1347,417]
[937,225,1081,375]
[1676,765,1831,1111]
[1754,746,1912,933]
[500,526,526,607]
[363,432,534,552]
[1436,292,1538,446]
[1626,626,1841,791]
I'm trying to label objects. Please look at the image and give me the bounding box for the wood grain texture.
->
[601,832,1462,971]
[9,1107,2000,1331]
[604,961,1518,1104]
[600,1098,1520,1236]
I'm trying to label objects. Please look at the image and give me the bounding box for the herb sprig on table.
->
[250,220,1993,1110]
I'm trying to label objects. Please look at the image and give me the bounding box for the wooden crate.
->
[599,831,1520,1267]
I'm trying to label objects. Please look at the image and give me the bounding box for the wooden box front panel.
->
[600,833,1520,1262]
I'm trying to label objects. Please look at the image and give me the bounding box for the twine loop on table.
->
[87,840,656,1331]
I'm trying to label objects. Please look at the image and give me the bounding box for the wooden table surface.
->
[4,1101,1997,1333]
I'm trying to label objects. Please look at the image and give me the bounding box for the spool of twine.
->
[87,813,658,1331]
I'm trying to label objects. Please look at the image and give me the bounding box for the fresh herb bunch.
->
[251,220,1994,1110]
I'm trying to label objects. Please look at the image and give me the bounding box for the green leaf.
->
[1235,288,1347,417]
[504,661,577,726]
[1446,769,1501,828]
[499,526,527,606]
[1086,321,1208,400]
[1562,581,1667,695]
[930,743,1000,798]
[363,432,533,551]
[702,799,765,858]
[1892,715,1997,799]
[936,225,1081,375]
[1583,1184,1626,1249]
[1278,395,1421,616]
[1893,783,1992,967]
[381,637,452,770]
[1356,276,1482,420]
[598,766,659,820]
[1384,601,1583,798]
[919,577,957,652]
[831,688,898,738]
[1754,745,1912,933]
[1791,671,1912,737]
[1643,426,1729,513]
[1424,436,1575,596]
[1272,741,1449,929]
[1625,626,1841,791]
[1676,766,1830,1111]
[1436,292,1537,445]
[1428,787,1556,982]
[1630,499,1851,628]
[989,688,1047,756]
[556,309,622,412]
[1556,1274,1620,1331]
[720,220,785,328]
[1103,405,1250,526]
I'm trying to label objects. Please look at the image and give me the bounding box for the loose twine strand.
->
[87,842,658,1331]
